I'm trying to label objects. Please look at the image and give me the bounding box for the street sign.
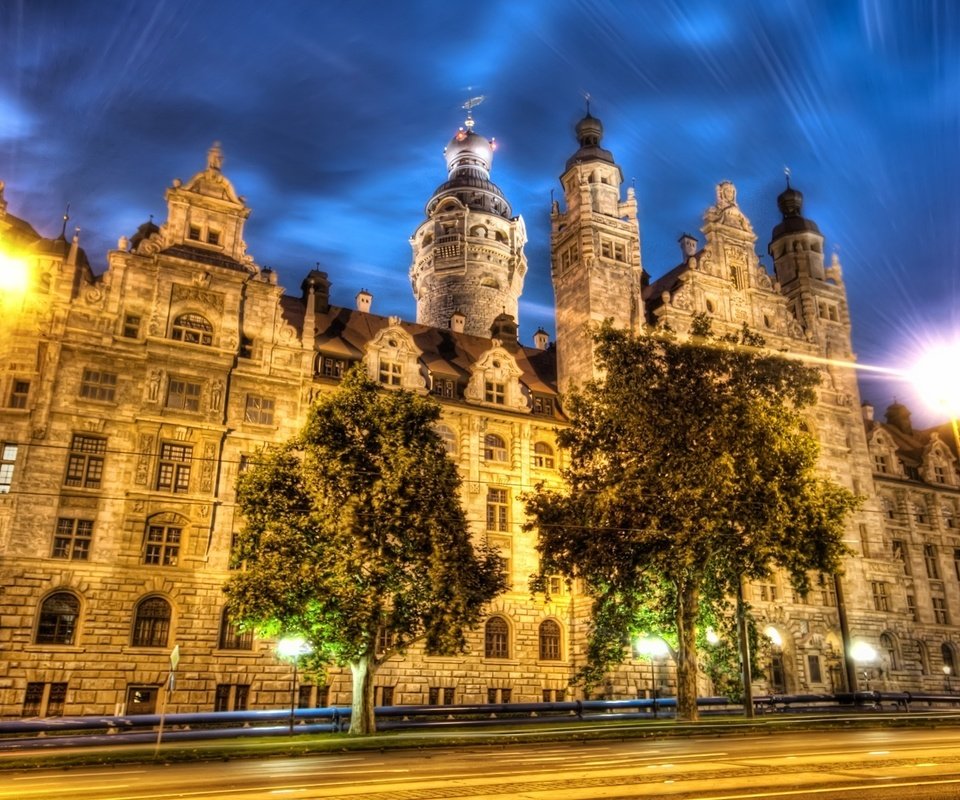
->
[170,644,180,671]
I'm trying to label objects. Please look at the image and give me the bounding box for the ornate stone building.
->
[0,112,957,718]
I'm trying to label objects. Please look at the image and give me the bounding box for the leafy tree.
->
[225,366,507,734]
[525,317,858,720]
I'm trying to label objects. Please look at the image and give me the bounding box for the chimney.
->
[679,233,698,260]
[533,328,549,350]
[356,289,372,313]
[301,270,329,312]
[861,402,874,422]
[449,311,466,334]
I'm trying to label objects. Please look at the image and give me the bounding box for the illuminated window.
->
[532,442,555,469]
[483,433,508,463]
[486,488,508,532]
[539,620,561,660]
[79,369,117,402]
[165,378,201,411]
[132,597,171,647]
[484,616,509,659]
[64,434,106,488]
[0,443,17,493]
[9,380,29,409]
[156,442,192,493]
[36,592,80,645]
[244,394,275,425]
[218,607,253,650]
[171,313,213,346]
[144,524,181,566]
[378,360,402,386]
[52,518,93,560]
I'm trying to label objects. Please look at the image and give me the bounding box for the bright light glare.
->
[276,636,312,660]
[0,249,29,293]
[850,640,877,663]
[635,635,669,657]
[705,627,720,645]
[763,625,783,647]
[910,341,960,418]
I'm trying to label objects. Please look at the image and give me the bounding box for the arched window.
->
[880,632,898,670]
[435,424,457,456]
[484,616,509,659]
[219,607,253,650]
[539,620,561,661]
[36,592,80,645]
[483,433,508,463]
[532,442,555,469]
[171,313,213,346]
[942,642,956,674]
[132,596,171,648]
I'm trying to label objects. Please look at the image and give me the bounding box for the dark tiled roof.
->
[160,244,253,273]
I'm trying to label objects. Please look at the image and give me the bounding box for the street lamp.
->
[850,640,877,692]
[943,665,953,693]
[635,635,669,718]
[910,341,960,457]
[276,636,312,734]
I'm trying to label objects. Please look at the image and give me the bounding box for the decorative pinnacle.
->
[784,166,792,188]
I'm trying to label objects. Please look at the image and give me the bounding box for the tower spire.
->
[462,94,484,131]
[59,203,70,238]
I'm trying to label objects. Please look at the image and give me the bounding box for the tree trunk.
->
[349,655,377,735]
[675,580,700,721]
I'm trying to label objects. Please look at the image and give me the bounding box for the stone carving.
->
[704,181,755,234]
[200,442,216,492]
[210,380,223,412]
[147,370,162,402]
[171,283,224,312]
[135,434,154,485]
[193,271,212,288]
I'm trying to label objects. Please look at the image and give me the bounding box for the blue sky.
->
[2,1,958,423]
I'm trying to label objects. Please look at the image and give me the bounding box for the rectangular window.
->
[188,225,202,241]
[925,544,941,579]
[935,465,947,484]
[817,574,836,607]
[156,442,192,493]
[613,242,626,262]
[934,597,949,625]
[214,684,249,712]
[432,378,455,398]
[487,688,511,704]
[53,518,93,560]
[871,581,889,612]
[320,357,345,379]
[600,240,612,259]
[64,434,106,488]
[427,687,456,705]
[378,361,402,386]
[122,314,141,338]
[244,395,275,425]
[144,524,181,566]
[9,380,30,409]
[22,682,68,717]
[907,594,917,621]
[1,443,19,493]
[207,229,220,246]
[532,396,555,416]
[375,686,394,706]
[873,455,889,474]
[484,381,505,404]
[859,524,870,558]
[486,488,509,532]
[22,683,43,717]
[759,584,777,602]
[79,369,118,402]
[892,540,910,575]
[166,379,201,412]
[807,655,823,684]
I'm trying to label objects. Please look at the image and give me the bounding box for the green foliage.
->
[525,316,859,715]
[225,365,507,673]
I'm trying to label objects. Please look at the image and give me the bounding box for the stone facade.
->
[0,114,958,719]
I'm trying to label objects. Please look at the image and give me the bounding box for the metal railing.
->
[2,691,959,750]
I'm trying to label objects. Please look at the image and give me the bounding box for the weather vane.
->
[784,166,792,188]
[462,94,485,130]
[582,90,592,114]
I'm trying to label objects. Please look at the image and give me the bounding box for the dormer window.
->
[532,396,555,417]
[171,313,213,346]
[873,454,890,474]
[484,381,505,404]
[188,225,202,241]
[379,361,402,386]
[432,377,456,399]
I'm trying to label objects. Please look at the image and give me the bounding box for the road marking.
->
[13,770,145,780]
[695,776,960,799]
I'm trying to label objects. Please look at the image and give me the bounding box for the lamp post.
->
[944,665,953,693]
[850,640,877,693]
[276,636,312,734]
[635,635,669,718]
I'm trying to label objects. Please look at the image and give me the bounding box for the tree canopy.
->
[525,317,859,719]
[224,366,507,734]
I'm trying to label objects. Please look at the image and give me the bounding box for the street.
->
[6,727,960,799]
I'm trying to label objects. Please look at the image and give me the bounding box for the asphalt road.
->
[6,727,960,799]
